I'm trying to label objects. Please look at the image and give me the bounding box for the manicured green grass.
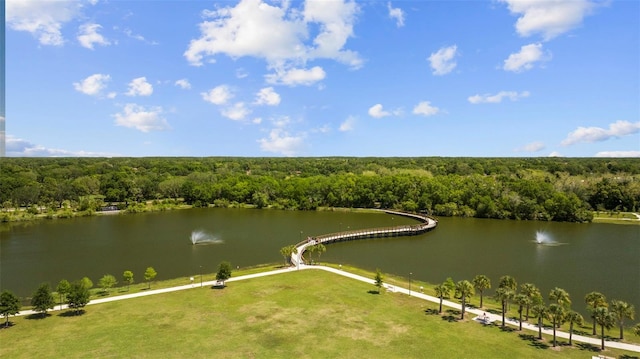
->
[592,211,640,225]
[2,270,637,358]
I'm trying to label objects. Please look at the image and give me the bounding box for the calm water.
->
[1,208,638,314]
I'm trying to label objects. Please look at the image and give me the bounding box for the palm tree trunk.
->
[479,292,483,308]
[461,297,465,320]
[518,310,523,331]
[592,315,597,335]
[525,305,530,321]
[569,322,574,345]
[601,324,605,350]
[552,319,557,347]
[620,323,624,340]
[501,302,506,329]
[538,318,542,339]
[439,298,443,314]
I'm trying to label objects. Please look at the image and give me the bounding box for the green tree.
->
[494,287,515,329]
[216,261,232,285]
[520,283,541,321]
[279,245,297,266]
[81,277,93,290]
[548,304,565,347]
[514,293,531,331]
[122,270,134,291]
[56,279,71,310]
[31,283,55,318]
[472,274,491,308]
[455,280,474,320]
[498,275,517,311]
[374,269,384,294]
[549,287,571,308]
[434,284,450,314]
[98,274,117,294]
[594,306,616,350]
[531,303,548,340]
[565,310,584,346]
[144,267,157,289]
[0,290,21,327]
[443,277,456,295]
[585,291,607,335]
[67,281,90,315]
[314,243,326,263]
[610,299,635,340]
[634,323,640,336]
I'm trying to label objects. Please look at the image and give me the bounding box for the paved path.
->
[13,265,640,353]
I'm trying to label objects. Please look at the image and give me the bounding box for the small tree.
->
[520,283,541,321]
[374,269,383,294]
[314,243,326,263]
[443,277,456,296]
[56,279,71,310]
[634,323,640,336]
[122,270,134,291]
[566,310,584,346]
[144,267,157,289]
[531,303,548,340]
[67,281,90,315]
[585,291,607,335]
[594,306,616,350]
[472,275,491,308]
[548,303,566,347]
[31,283,55,318]
[434,283,450,314]
[610,299,635,340]
[494,287,515,329]
[514,293,531,331]
[0,290,21,327]
[81,277,93,290]
[280,245,295,266]
[455,280,474,320]
[98,274,117,294]
[216,261,232,285]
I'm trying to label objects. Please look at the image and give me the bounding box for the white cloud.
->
[221,102,251,121]
[595,151,640,158]
[252,117,263,124]
[468,91,530,104]
[387,2,405,27]
[175,79,192,90]
[548,151,562,157]
[339,116,356,132]
[516,141,545,153]
[236,68,249,79]
[73,73,111,96]
[412,101,440,117]
[265,66,326,86]
[126,77,154,97]
[113,104,170,132]
[428,45,458,76]
[202,85,233,105]
[254,87,281,106]
[6,0,81,46]
[184,0,362,70]
[368,104,390,118]
[258,128,305,156]
[499,0,596,41]
[561,120,640,146]
[503,43,549,72]
[6,135,116,157]
[77,23,110,50]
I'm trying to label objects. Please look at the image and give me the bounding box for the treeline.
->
[1,157,639,222]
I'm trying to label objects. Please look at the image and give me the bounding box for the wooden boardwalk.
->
[291,210,438,267]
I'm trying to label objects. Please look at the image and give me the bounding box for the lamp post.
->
[409,272,412,296]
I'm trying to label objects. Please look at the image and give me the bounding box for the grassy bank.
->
[2,269,637,358]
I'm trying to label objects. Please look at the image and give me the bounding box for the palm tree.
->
[565,310,584,346]
[531,303,548,340]
[498,275,517,311]
[594,306,616,350]
[494,287,514,329]
[548,304,566,347]
[520,283,541,320]
[306,245,317,264]
[549,287,571,308]
[634,323,640,336]
[434,283,450,314]
[585,291,607,335]
[314,243,326,263]
[514,293,531,331]
[455,280,475,320]
[374,269,384,294]
[610,299,635,340]
[472,275,491,308]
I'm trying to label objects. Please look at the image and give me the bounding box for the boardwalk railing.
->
[291,210,438,267]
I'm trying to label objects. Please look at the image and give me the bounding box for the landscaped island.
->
[2,157,639,223]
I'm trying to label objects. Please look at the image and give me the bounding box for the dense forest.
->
[1,157,639,223]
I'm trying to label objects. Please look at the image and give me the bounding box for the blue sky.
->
[4,0,639,157]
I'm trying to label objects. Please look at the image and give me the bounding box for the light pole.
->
[409,272,412,296]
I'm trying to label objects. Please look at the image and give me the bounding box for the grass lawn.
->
[592,211,640,225]
[2,270,639,358]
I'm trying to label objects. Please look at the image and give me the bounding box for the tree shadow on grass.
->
[25,313,51,320]
[424,308,439,315]
[0,322,16,329]
[499,325,516,333]
[487,309,501,315]
[619,355,640,359]
[575,342,600,352]
[518,334,550,350]
[58,310,86,317]
[367,290,381,295]
[442,309,461,322]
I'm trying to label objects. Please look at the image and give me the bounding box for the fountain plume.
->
[190,230,223,245]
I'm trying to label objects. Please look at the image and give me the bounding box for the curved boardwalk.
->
[291,210,437,267]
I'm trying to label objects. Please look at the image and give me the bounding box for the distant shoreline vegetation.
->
[1,157,639,224]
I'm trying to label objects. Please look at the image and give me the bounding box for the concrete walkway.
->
[12,265,640,353]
